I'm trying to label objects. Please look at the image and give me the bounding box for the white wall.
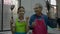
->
[57,0,60,18]
[49,7,56,19]
[12,0,47,24]
[1,0,18,30]
[11,0,18,23]
[0,0,2,4]
[21,0,47,18]
[0,0,2,30]
[50,0,56,5]
[0,0,47,30]
[12,0,47,23]
[12,0,47,20]
[3,5,11,30]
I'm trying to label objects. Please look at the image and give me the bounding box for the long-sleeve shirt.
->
[29,14,56,29]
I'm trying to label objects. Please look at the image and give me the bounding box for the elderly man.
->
[29,3,56,34]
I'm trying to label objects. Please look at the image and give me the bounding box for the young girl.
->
[14,6,29,34]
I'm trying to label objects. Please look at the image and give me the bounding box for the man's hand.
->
[32,22,36,27]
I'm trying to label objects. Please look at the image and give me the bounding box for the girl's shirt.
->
[15,18,27,33]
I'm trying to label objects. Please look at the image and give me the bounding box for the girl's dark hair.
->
[17,6,25,13]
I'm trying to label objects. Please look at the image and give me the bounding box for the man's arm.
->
[45,16,57,28]
[29,16,35,29]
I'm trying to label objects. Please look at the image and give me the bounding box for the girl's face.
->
[18,8,25,16]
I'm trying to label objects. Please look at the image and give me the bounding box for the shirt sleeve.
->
[29,16,34,29]
[45,16,57,28]
[29,16,33,26]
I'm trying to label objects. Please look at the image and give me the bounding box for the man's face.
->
[34,5,42,15]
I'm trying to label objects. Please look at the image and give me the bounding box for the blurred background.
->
[0,0,60,34]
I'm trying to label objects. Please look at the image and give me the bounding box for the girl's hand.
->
[25,16,29,32]
[26,26,29,32]
[26,16,29,21]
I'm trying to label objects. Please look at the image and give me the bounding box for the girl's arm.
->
[26,17,29,32]
[26,23,29,32]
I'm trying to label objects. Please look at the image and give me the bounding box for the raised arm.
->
[25,17,29,32]
[45,15,57,28]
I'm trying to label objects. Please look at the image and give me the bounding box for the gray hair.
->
[35,3,43,10]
